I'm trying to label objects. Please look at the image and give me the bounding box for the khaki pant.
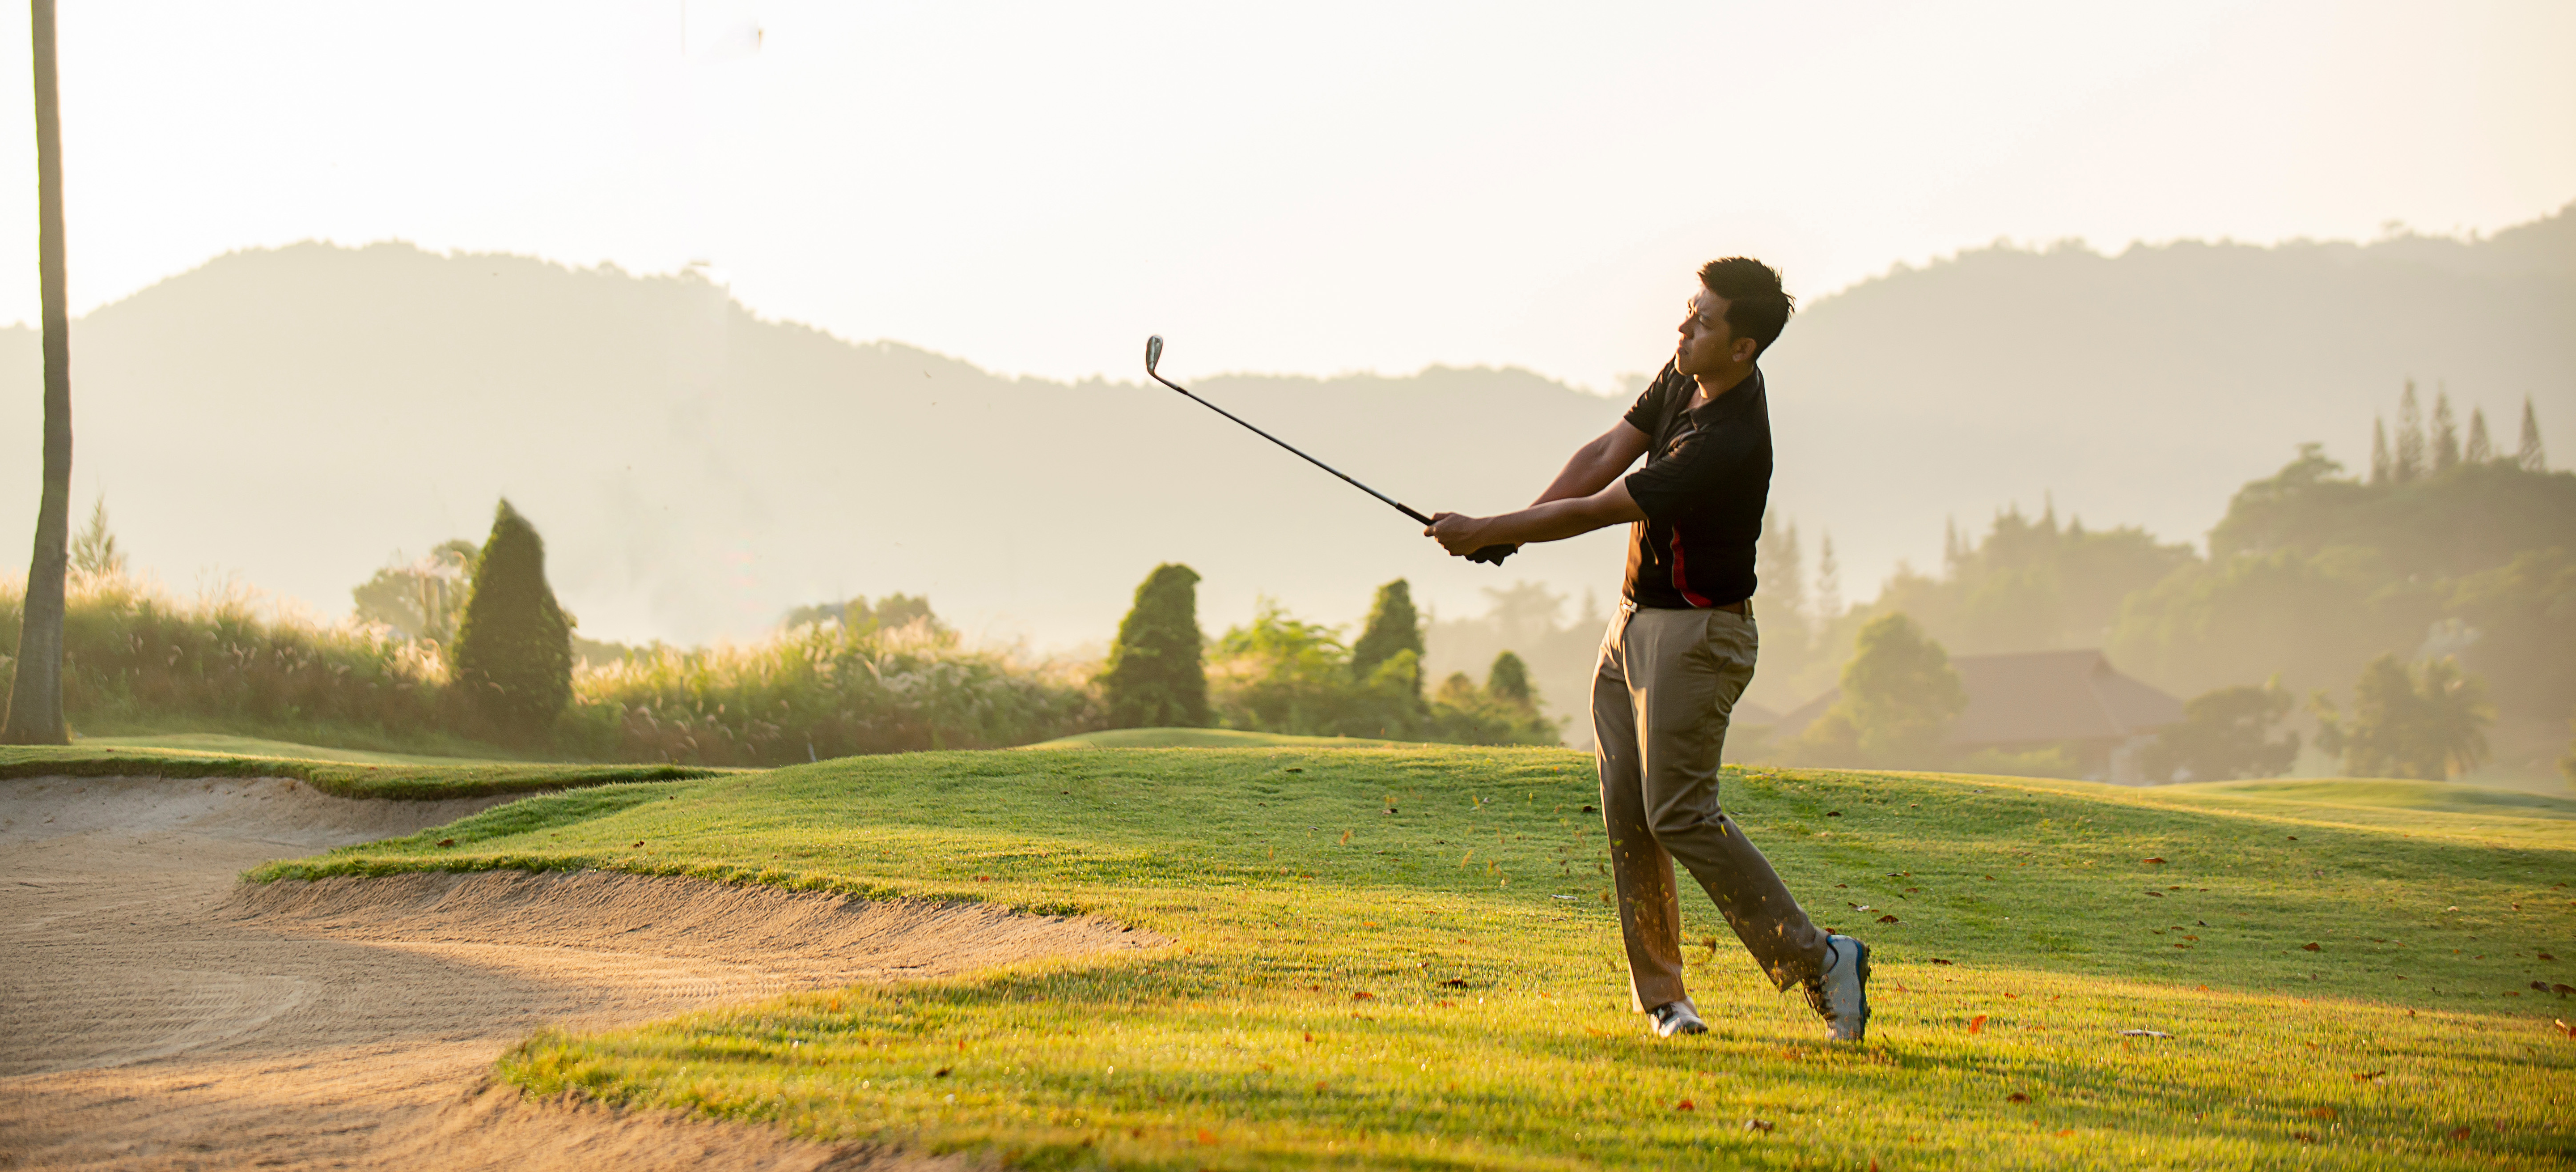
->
[1592,603,1827,1011]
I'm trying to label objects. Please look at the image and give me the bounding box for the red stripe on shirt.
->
[1669,531,1714,608]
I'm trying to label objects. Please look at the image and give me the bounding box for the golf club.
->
[1145,335,1514,565]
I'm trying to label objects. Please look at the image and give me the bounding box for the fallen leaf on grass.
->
[1742,1118,1774,1133]
[1675,1099,1695,1112]
[1877,914,1902,924]
[436,838,455,848]
[2007,1092,2030,1103]
[631,841,644,849]
[1825,811,1842,818]
[2535,951,2553,960]
[933,1067,952,1078]
[2294,1132,2318,1143]
[2144,891,2165,898]
[2142,857,2165,864]
[1932,958,1954,966]
[1439,978,1468,988]
[2055,1129,2075,1137]
[2352,1070,2385,1082]
[2118,1030,2172,1038]
[2307,1107,2337,1120]
[1351,990,1375,1001]
[2450,1126,2474,1141]
[2302,943,2323,951]
[1969,1015,1988,1034]
[2557,984,2576,998]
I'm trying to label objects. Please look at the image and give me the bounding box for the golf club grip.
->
[1467,544,1515,565]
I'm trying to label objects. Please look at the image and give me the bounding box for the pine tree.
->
[1815,532,1842,618]
[2369,418,2390,484]
[2394,380,2426,481]
[1351,579,1424,684]
[2464,408,2494,463]
[69,497,123,578]
[2430,388,2460,473]
[2519,395,2548,471]
[1097,563,1209,728]
[451,499,574,739]
[1756,512,1809,634]
[1486,650,1534,709]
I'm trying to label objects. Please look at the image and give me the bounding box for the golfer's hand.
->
[1427,512,1500,557]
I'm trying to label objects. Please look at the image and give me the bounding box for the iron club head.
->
[1145,335,1164,377]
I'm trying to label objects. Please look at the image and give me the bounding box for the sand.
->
[0,775,1157,1170]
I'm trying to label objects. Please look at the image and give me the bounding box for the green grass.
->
[2165,778,2576,821]
[1026,728,1402,750]
[75,731,514,766]
[256,748,2576,1169]
[0,742,724,799]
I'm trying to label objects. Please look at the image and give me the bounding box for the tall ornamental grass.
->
[0,573,449,737]
[0,576,1097,762]
[565,619,1100,765]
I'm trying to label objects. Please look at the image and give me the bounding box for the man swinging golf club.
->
[1425,257,1869,1041]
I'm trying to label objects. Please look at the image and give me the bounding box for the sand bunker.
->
[0,774,1156,1171]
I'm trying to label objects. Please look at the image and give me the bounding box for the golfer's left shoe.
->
[1648,999,1708,1037]
[1803,934,1871,1042]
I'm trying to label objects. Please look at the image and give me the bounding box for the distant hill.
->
[0,205,2567,724]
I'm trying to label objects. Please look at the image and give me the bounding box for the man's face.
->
[1675,289,1755,377]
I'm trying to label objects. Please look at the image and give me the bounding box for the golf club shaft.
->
[1147,369,1436,526]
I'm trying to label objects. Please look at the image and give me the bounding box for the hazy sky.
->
[0,1,2566,395]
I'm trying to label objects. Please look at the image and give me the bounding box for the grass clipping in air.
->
[257,747,2576,1169]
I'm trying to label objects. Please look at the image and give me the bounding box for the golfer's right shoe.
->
[1648,999,1708,1037]
[1803,934,1871,1042]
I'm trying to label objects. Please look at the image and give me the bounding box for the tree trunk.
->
[3,0,71,744]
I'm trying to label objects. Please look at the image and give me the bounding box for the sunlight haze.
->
[0,1,2565,391]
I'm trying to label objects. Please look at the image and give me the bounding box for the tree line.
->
[1750,390,2569,783]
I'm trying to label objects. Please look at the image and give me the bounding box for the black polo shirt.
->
[1619,361,1772,609]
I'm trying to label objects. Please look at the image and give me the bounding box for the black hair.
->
[1696,257,1795,356]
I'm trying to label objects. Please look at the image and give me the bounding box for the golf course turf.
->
[246,745,2572,1169]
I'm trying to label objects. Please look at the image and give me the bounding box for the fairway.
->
[250,746,2576,1169]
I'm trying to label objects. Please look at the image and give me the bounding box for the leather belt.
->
[1713,598,1752,616]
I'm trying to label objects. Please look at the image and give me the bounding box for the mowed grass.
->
[257,747,2576,1170]
[1027,728,1402,750]
[0,741,722,798]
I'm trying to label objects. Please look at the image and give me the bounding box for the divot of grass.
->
[263,747,2576,1169]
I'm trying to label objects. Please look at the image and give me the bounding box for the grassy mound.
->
[0,742,721,800]
[2165,777,2576,820]
[259,748,2575,1168]
[1024,727,1400,750]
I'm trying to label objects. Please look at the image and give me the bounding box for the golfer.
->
[1426,257,1868,1041]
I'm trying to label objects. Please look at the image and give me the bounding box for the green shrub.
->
[2313,654,2492,779]
[451,501,574,739]
[1425,651,1561,746]
[1097,564,1210,729]
[1790,611,1967,767]
[2144,681,2300,782]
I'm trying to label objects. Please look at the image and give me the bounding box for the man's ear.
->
[1733,336,1759,364]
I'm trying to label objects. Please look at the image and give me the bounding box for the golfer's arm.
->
[1530,422,1652,506]
[1473,479,1647,547]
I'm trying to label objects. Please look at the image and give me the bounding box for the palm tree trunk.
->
[3,0,72,744]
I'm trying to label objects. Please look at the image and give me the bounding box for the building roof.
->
[1763,649,2183,747]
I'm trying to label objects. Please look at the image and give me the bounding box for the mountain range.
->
[0,204,2566,696]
